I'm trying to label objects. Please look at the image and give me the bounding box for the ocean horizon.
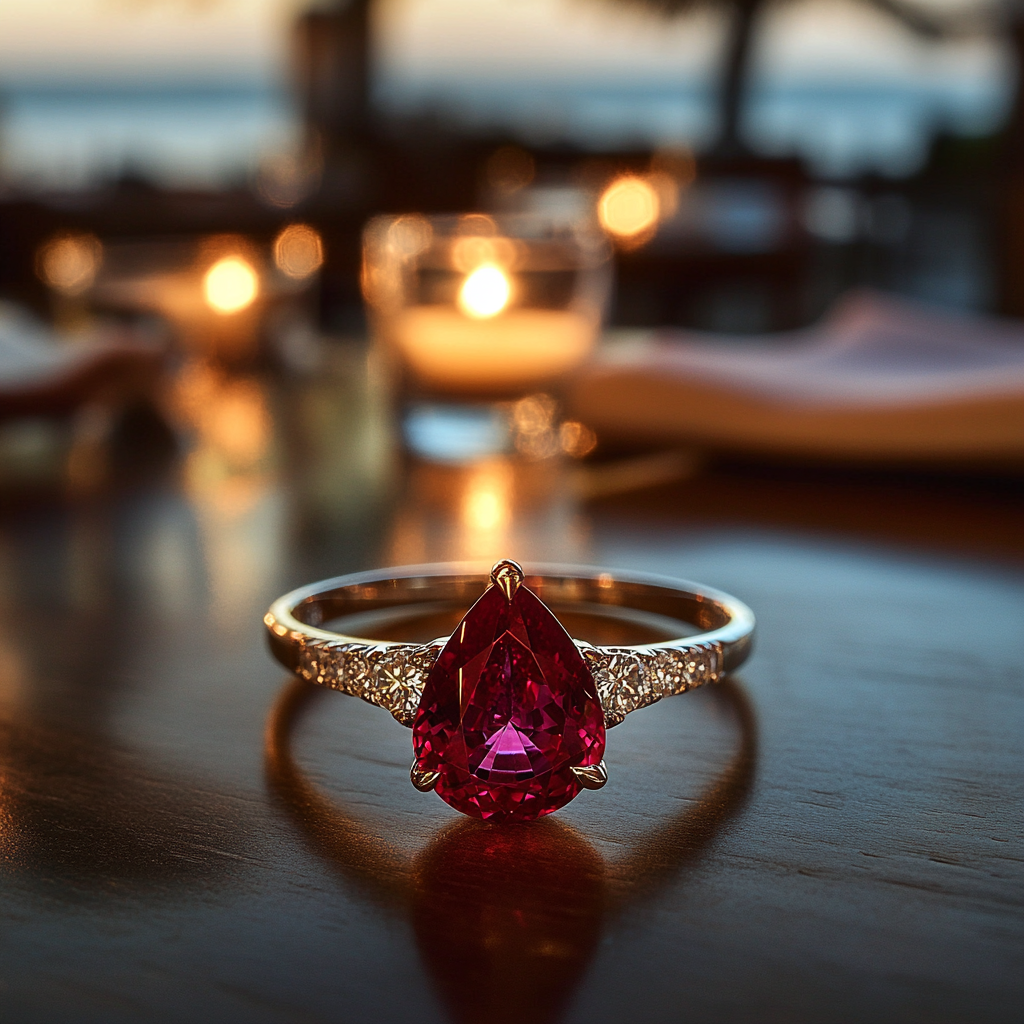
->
[0,74,1010,189]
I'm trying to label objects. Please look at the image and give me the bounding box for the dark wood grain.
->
[0,367,1020,1024]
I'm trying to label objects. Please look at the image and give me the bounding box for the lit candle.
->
[363,214,610,398]
[391,306,597,393]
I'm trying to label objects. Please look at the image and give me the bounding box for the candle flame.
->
[204,256,259,314]
[458,263,511,319]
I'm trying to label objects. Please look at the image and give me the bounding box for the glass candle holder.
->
[362,212,611,460]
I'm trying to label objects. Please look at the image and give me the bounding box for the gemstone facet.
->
[412,576,606,821]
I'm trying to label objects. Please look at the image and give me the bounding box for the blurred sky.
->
[0,0,294,82]
[0,0,1014,185]
[0,0,1008,86]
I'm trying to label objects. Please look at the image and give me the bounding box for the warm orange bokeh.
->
[597,176,660,242]
[35,233,103,296]
[203,256,259,314]
[273,223,324,280]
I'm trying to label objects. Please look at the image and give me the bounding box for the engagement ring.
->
[265,560,754,822]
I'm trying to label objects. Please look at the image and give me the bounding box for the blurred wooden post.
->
[293,0,372,152]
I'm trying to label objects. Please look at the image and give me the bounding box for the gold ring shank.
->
[264,563,755,728]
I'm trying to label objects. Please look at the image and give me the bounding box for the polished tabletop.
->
[0,356,1021,1023]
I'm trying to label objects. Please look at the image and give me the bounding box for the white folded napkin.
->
[0,302,88,390]
[571,291,1024,464]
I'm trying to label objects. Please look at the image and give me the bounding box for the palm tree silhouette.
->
[297,0,1003,157]
[620,0,990,155]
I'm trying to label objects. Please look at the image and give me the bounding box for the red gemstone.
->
[412,581,606,821]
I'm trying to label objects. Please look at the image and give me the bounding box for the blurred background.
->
[1,0,1022,528]
[1,9,1022,1021]
[2,0,1021,324]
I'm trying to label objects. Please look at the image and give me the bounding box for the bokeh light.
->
[452,235,519,274]
[559,420,598,458]
[203,256,259,314]
[458,264,511,319]
[597,176,660,241]
[387,214,434,257]
[273,223,324,280]
[457,214,498,237]
[255,150,321,209]
[35,233,103,296]
[512,394,560,460]
[486,146,536,195]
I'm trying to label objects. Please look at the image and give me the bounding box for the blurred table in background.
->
[0,353,1021,1024]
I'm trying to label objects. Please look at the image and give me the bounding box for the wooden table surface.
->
[0,363,1021,1024]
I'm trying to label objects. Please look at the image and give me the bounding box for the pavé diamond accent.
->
[293,632,721,731]
[579,645,647,726]
[579,640,722,727]
[295,638,442,726]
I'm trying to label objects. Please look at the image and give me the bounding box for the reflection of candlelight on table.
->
[167,360,281,624]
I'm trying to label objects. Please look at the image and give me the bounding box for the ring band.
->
[265,562,754,726]
[265,560,754,821]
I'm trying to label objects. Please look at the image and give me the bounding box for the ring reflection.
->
[265,661,756,1024]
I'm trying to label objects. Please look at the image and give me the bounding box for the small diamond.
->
[371,645,431,725]
[583,646,649,725]
[328,643,368,696]
[649,648,690,697]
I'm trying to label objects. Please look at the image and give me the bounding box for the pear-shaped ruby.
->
[412,581,606,821]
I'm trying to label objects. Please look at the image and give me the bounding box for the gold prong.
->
[410,763,440,792]
[490,559,524,602]
[571,760,608,790]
